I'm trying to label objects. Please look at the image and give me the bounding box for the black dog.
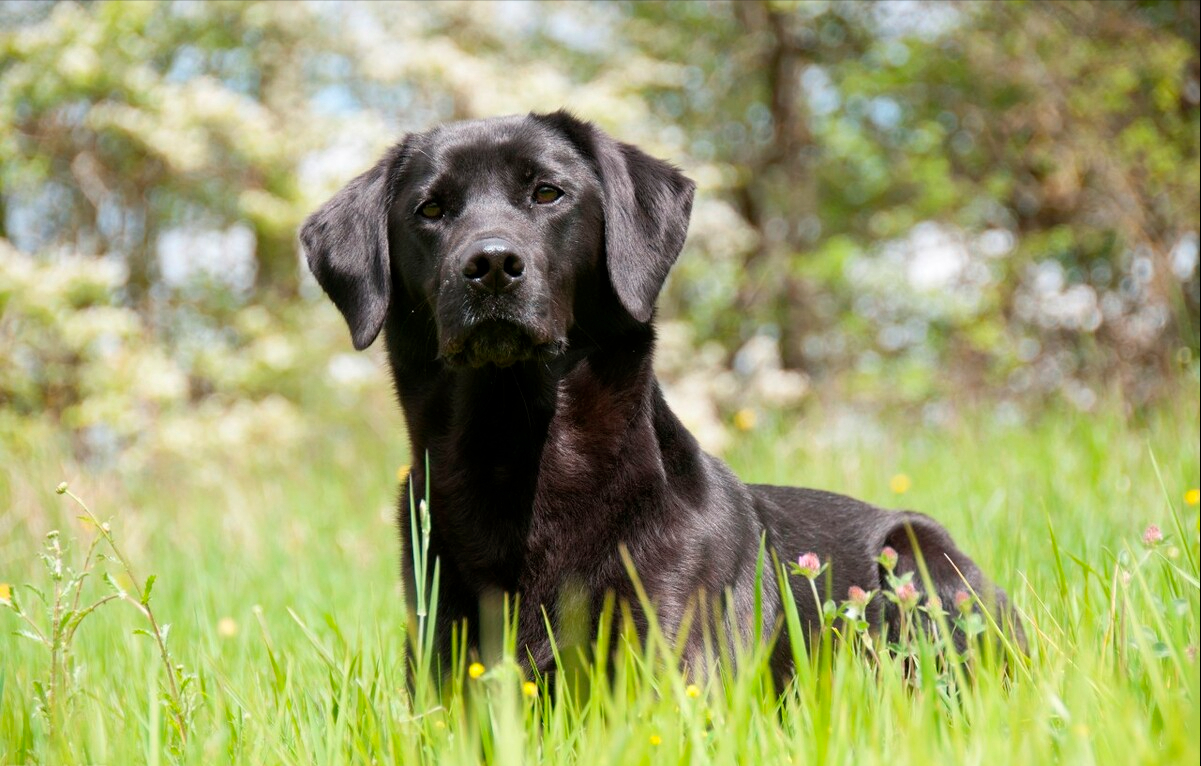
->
[301,111,1019,681]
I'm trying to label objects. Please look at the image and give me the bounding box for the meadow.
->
[2,1,1198,763]
[1,394,1198,765]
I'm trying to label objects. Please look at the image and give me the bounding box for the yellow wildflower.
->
[649,734,662,746]
[1185,488,1200,506]
[889,473,912,494]
[468,662,486,679]
[733,408,757,432]
[685,684,701,698]
[522,681,538,698]
[0,583,10,605]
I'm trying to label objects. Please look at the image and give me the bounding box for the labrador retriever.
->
[300,111,1020,682]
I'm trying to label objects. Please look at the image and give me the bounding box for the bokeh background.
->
[1,0,1198,476]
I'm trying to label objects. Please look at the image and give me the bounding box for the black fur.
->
[301,111,1021,682]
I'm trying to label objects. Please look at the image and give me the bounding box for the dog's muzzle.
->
[438,238,564,368]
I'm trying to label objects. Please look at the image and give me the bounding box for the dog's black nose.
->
[462,238,524,293]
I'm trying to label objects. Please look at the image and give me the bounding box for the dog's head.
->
[300,111,695,367]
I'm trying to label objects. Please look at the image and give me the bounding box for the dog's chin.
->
[441,321,565,369]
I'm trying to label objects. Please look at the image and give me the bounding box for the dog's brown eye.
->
[533,185,563,204]
[419,201,443,220]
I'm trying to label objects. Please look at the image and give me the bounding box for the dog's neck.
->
[384,304,665,591]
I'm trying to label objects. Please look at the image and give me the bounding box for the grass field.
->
[1,394,1199,765]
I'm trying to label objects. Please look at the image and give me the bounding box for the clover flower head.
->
[878,546,899,573]
[895,581,920,609]
[953,590,974,615]
[847,585,871,609]
[1141,524,1163,548]
[795,552,822,579]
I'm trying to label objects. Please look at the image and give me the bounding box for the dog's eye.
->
[418,201,443,220]
[533,185,563,205]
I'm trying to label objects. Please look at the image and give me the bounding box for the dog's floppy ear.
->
[300,144,404,350]
[537,111,695,323]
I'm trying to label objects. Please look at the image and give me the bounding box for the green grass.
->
[1,396,1198,765]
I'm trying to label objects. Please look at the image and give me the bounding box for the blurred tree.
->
[627,0,1199,403]
[0,1,325,301]
[1,0,1197,426]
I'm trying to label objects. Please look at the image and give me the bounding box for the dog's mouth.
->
[440,320,566,368]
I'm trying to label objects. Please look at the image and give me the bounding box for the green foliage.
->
[0,1,323,296]
[2,483,194,753]
[2,1,1197,449]
[0,243,382,473]
[630,0,1199,402]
